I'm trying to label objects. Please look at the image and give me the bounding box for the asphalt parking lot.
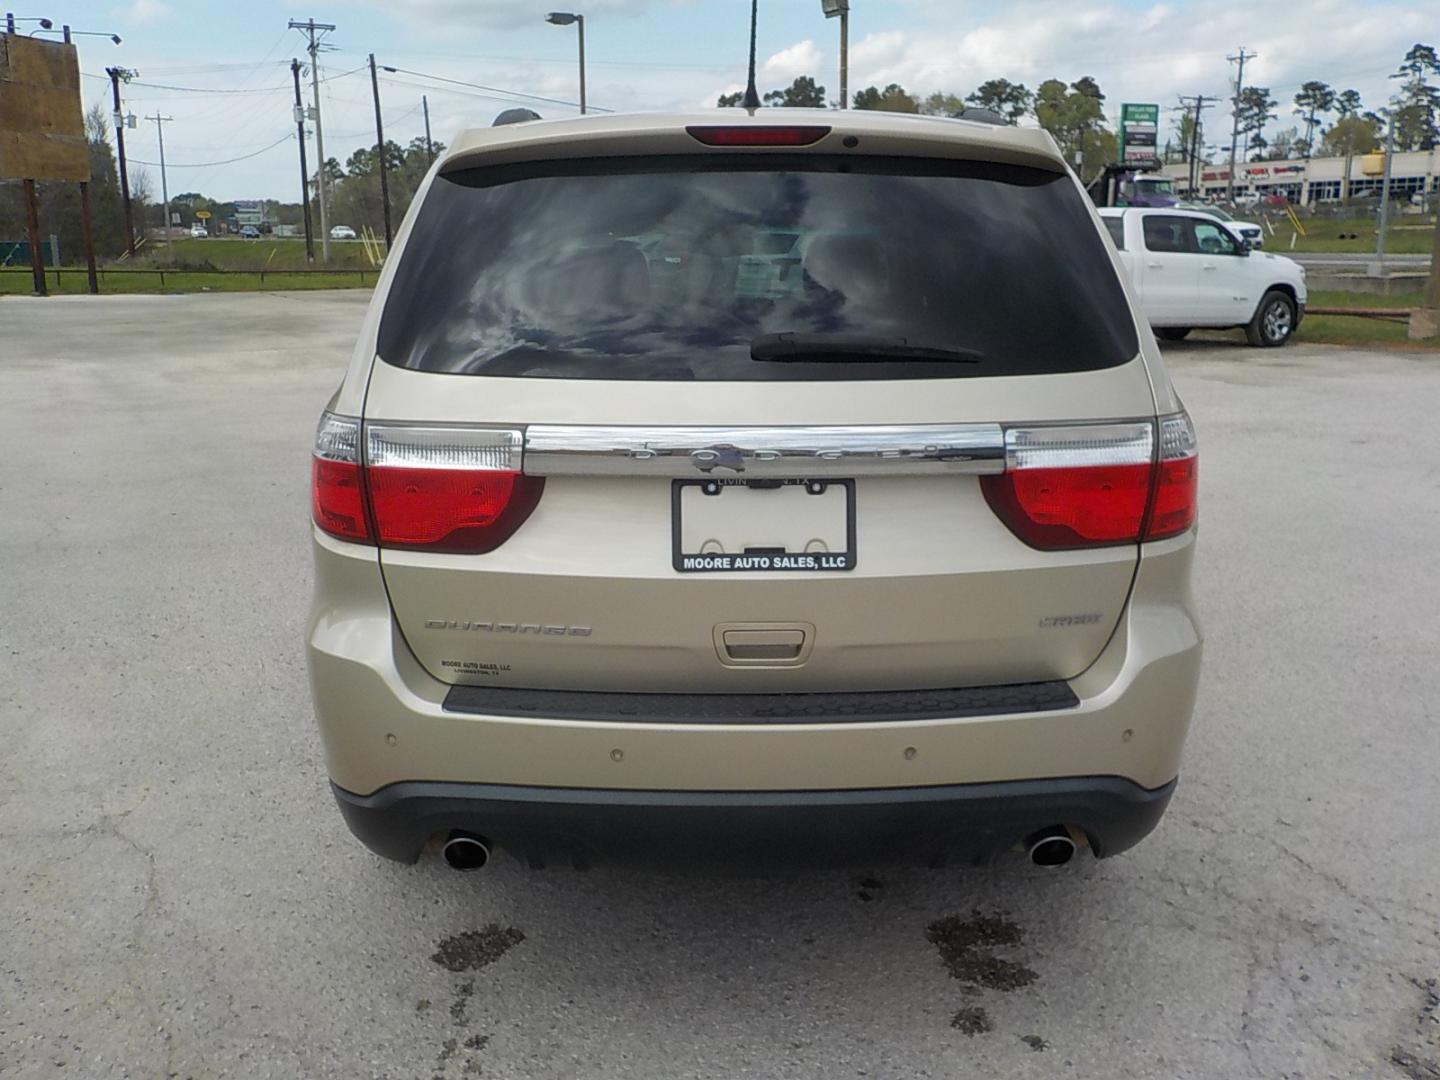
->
[2,291,1438,1079]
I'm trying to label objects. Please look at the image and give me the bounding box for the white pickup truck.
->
[1099,207,1307,346]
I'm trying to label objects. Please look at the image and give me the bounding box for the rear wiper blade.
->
[750,332,984,364]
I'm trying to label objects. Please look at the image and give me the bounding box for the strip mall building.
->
[1162,148,1439,204]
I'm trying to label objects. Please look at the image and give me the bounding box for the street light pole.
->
[576,14,586,115]
[821,0,849,109]
[545,12,586,113]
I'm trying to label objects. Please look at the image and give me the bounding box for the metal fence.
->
[0,266,376,291]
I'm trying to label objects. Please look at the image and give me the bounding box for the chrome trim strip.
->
[523,424,1006,477]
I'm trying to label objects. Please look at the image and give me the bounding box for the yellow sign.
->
[196,210,212,219]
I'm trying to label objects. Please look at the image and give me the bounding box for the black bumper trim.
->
[442,680,1079,724]
[331,775,1176,869]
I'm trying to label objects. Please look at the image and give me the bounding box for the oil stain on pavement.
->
[926,910,1040,1040]
[428,925,525,1078]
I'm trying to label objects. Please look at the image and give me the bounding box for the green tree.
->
[763,75,826,108]
[1234,85,1277,153]
[1033,77,1111,179]
[1170,109,1201,163]
[965,78,1032,124]
[1264,126,1300,160]
[852,83,918,113]
[918,91,965,117]
[716,90,745,108]
[1292,80,1335,157]
[1389,42,1440,150]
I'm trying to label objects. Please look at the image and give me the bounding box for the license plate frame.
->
[671,478,856,573]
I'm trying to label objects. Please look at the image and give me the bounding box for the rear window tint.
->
[378,155,1139,381]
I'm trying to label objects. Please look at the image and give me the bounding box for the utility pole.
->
[107,66,137,256]
[146,113,174,248]
[289,18,337,262]
[368,53,393,247]
[422,95,434,165]
[1226,47,1255,204]
[291,59,315,263]
[1178,94,1214,197]
[1412,172,1440,338]
[1377,110,1397,263]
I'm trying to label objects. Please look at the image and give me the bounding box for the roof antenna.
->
[742,0,761,112]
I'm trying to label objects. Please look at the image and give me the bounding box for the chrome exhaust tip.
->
[1026,826,1077,867]
[441,832,491,871]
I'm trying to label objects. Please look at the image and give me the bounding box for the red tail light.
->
[311,414,543,554]
[686,125,831,147]
[982,415,1197,550]
[312,414,370,542]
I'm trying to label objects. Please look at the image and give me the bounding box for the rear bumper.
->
[308,528,1201,866]
[332,774,1176,867]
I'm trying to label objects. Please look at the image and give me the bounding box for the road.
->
[2,292,1437,1079]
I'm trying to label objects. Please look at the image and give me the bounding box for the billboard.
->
[1118,103,1159,166]
[234,199,265,226]
[0,33,89,182]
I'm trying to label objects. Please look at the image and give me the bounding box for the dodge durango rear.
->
[306,109,1202,872]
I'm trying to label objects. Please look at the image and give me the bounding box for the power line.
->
[127,132,294,168]
[379,65,607,113]
[79,64,365,95]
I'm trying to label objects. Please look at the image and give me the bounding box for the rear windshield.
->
[378,155,1138,381]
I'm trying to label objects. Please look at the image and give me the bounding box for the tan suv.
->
[307,109,1201,871]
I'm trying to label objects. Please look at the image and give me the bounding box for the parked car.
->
[1232,191,1262,209]
[239,225,261,239]
[189,223,208,238]
[1176,202,1264,249]
[308,109,1201,872]
[1100,206,1306,346]
[1261,192,1291,207]
[330,225,357,240]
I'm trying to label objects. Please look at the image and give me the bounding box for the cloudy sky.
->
[53,0,1437,201]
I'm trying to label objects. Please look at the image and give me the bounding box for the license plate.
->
[672,479,855,573]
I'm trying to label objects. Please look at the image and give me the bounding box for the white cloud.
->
[149,0,1434,200]
[349,0,677,32]
[762,39,824,83]
[121,0,173,22]
[841,0,1433,130]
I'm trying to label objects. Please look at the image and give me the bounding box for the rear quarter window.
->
[1103,216,1126,250]
[378,155,1140,381]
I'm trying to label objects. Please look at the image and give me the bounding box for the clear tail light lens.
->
[311,415,543,554]
[981,414,1197,549]
[312,413,370,543]
[1146,413,1199,541]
